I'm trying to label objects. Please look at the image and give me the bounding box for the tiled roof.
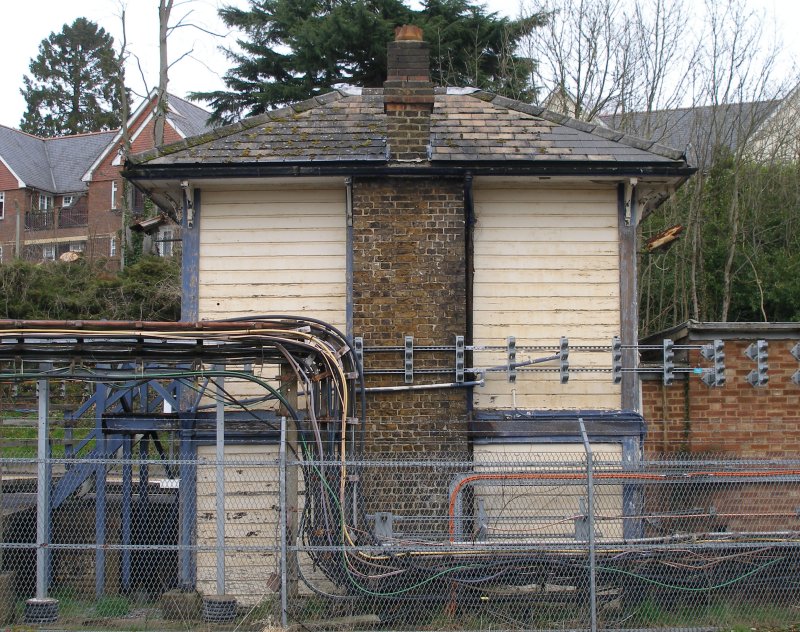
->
[0,125,115,193]
[130,88,688,167]
[599,101,778,168]
[169,94,215,138]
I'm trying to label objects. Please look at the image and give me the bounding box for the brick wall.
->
[642,339,800,456]
[352,177,469,455]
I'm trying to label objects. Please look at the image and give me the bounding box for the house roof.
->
[599,100,779,168]
[128,87,691,175]
[168,94,214,139]
[0,125,115,193]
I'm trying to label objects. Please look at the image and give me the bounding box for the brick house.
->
[125,27,694,600]
[641,320,800,457]
[0,94,209,266]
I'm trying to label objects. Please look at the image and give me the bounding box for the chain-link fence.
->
[1,417,800,631]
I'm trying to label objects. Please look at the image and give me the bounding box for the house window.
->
[39,194,53,210]
[0,191,4,219]
[42,244,55,261]
[69,242,85,252]
[0,245,3,262]
[63,195,74,207]
[110,236,117,257]
[157,228,174,257]
[111,181,118,209]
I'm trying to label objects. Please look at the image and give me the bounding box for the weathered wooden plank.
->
[203,187,344,206]
[474,283,619,298]
[201,243,346,259]
[474,297,619,311]
[475,214,617,229]
[473,309,619,327]
[200,254,345,271]
[473,186,618,204]
[201,227,345,245]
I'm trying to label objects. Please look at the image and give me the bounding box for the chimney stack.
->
[384,25,434,161]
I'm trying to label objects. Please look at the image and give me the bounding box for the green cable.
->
[597,556,784,592]
[299,433,480,597]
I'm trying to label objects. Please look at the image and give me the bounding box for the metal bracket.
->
[507,336,516,383]
[373,512,394,541]
[404,336,414,384]
[455,335,465,383]
[476,498,488,542]
[559,336,569,384]
[354,337,363,373]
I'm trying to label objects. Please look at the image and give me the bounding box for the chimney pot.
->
[395,25,424,42]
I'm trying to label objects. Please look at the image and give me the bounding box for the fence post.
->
[215,367,226,596]
[279,415,288,628]
[578,418,597,632]
[36,367,51,600]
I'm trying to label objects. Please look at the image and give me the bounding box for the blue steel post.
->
[178,414,195,590]
[121,435,133,592]
[94,382,107,597]
[179,185,200,588]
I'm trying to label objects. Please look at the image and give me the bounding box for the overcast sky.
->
[0,0,797,130]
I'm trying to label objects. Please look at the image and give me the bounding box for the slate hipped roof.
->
[129,87,690,171]
[600,100,779,168]
[1,93,212,194]
[0,125,116,193]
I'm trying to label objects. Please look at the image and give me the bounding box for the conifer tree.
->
[192,0,543,124]
[20,18,126,136]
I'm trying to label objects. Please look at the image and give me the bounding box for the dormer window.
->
[63,195,74,207]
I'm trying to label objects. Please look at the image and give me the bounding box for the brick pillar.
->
[384,25,434,162]
[352,178,468,455]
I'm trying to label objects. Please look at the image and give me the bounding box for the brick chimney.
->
[384,25,434,162]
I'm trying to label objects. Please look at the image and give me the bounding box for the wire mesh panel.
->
[0,437,800,630]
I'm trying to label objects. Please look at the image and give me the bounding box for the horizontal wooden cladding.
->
[475,227,617,242]
[199,188,346,325]
[473,185,620,410]
[476,283,618,298]
[473,376,621,411]
[202,187,342,205]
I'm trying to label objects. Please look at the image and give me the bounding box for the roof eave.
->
[124,159,696,181]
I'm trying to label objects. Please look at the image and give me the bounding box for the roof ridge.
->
[44,129,119,141]
[129,90,348,164]
[470,91,687,162]
[0,124,46,140]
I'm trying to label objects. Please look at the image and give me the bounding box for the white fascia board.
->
[0,155,26,188]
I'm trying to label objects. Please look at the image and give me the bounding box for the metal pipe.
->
[365,379,483,393]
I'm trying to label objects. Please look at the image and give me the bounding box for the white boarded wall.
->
[196,444,281,605]
[199,186,346,329]
[472,185,621,410]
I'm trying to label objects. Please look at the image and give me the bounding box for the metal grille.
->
[2,423,800,631]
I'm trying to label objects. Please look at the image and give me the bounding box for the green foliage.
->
[20,18,127,136]
[191,0,544,124]
[94,596,131,618]
[0,257,180,322]
[640,154,800,334]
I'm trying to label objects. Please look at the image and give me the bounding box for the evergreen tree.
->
[192,0,543,124]
[20,18,126,136]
